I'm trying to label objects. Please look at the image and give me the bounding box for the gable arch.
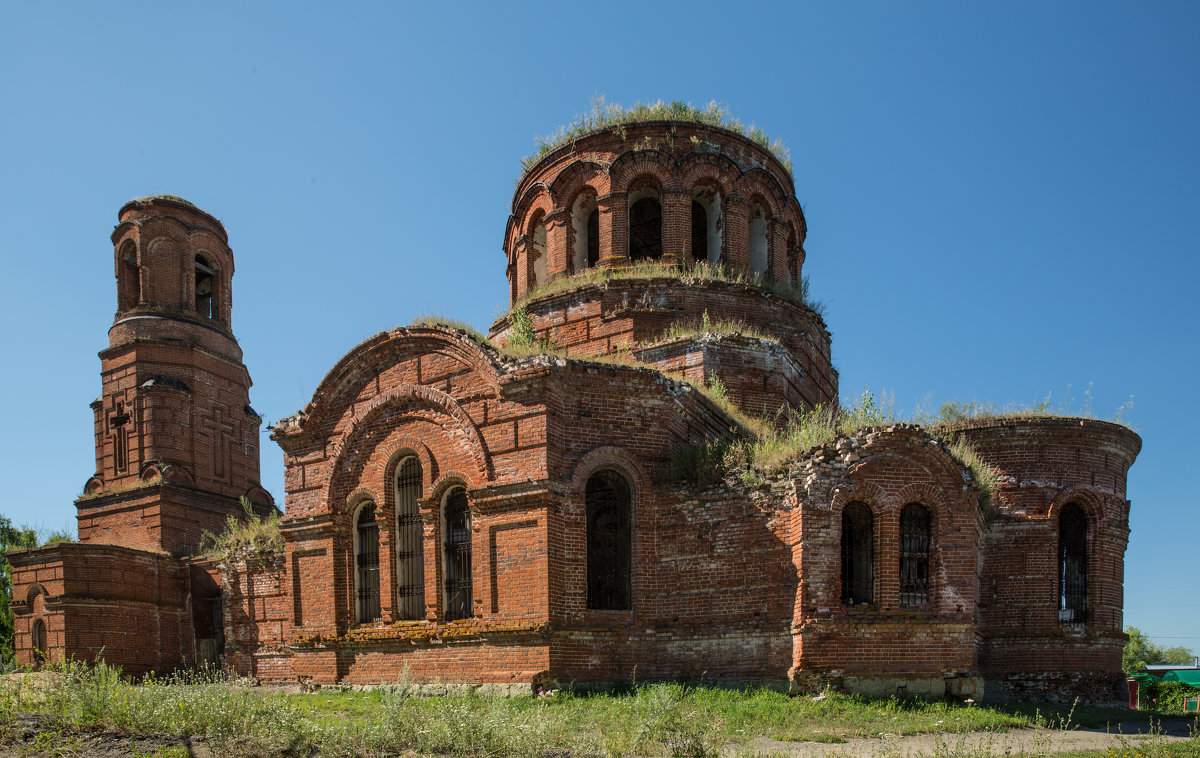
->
[325,384,491,506]
[301,326,503,435]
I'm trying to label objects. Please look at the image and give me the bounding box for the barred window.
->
[899,503,931,606]
[355,503,381,623]
[443,487,472,621]
[629,197,662,261]
[1059,503,1088,623]
[841,501,874,605]
[394,457,424,619]
[586,470,632,610]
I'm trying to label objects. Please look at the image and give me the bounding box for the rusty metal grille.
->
[587,209,600,267]
[356,503,381,623]
[899,503,931,606]
[841,501,874,605]
[691,201,708,262]
[629,197,662,261]
[395,457,424,619]
[1059,503,1088,623]
[443,488,472,621]
[586,470,632,610]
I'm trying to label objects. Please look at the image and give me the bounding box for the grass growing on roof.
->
[506,260,825,317]
[198,497,282,566]
[521,96,793,176]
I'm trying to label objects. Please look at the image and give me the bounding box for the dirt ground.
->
[750,718,1197,757]
[1,713,1195,757]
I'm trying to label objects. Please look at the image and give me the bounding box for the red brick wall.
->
[10,543,197,678]
[489,278,837,416]
[957,418,1140,700]
[505,121,806,293]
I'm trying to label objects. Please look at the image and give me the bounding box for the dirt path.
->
[746,718,1197,757]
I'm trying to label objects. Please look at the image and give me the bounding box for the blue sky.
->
[1,2,1196,651]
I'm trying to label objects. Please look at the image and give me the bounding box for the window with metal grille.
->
[841,501,874,605]
[443,487,472,621]
[691,201,708,262]
[394,457,424,619]
[355,503,381,623]
[1059,503,1088,623]
[628,197,662,261]
[586,470,632,610]
[899,503,931,606]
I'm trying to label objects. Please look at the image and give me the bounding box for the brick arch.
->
[1047,487,1107,525]
[568,445,651,497]
[26,582,49,606]
[781,197,807,244]
[733,169,787,219]
[430,472,475,506]
[893,481,956,517]
[303,326,503,433]
[380,437,437,492]
[325,384,491,505]
[829,481,889,515]
[609,149,679,194]
[679,151,740,192]
[550,160,610,205]
[346,488,379,518]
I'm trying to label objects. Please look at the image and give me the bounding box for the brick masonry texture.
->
[10,126,1141,703]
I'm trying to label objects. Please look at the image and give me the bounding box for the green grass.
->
[506,260,825,318]
[521,96,793,176]
[668,390,1003,506]
[198,497,283,566]
[4,661,1194,758]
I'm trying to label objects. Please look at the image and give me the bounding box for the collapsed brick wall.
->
[222,553,293,682]
[490,278,837,415]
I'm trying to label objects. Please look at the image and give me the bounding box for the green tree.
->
[0,516,38,664]
[1123,625,1196,674]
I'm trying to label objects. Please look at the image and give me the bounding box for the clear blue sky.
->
[2,2,1196,652]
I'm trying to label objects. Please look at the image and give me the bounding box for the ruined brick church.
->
[11,118,1141,702]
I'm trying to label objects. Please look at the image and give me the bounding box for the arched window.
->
[355,503,381,623]
[530,217,547,290]
[1059,503,1088,623]
[691,187,722,263]
[118,241,139,312]
[841,501,874,605]
[899,503,931,606]
[628,196,662,261]
[748,205,768,274]
[194,254,216,318]
[394,457,424,620]
[572,192,600,272]
[31,619,47,668]
[587,209,600,267]
[586,470,632,610]
[690,201,708,262]
[443,487,472,621]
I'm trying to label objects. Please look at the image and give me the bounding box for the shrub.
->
[199,497,283,567]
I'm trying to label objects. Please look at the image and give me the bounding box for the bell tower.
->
[77,196,273,555]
